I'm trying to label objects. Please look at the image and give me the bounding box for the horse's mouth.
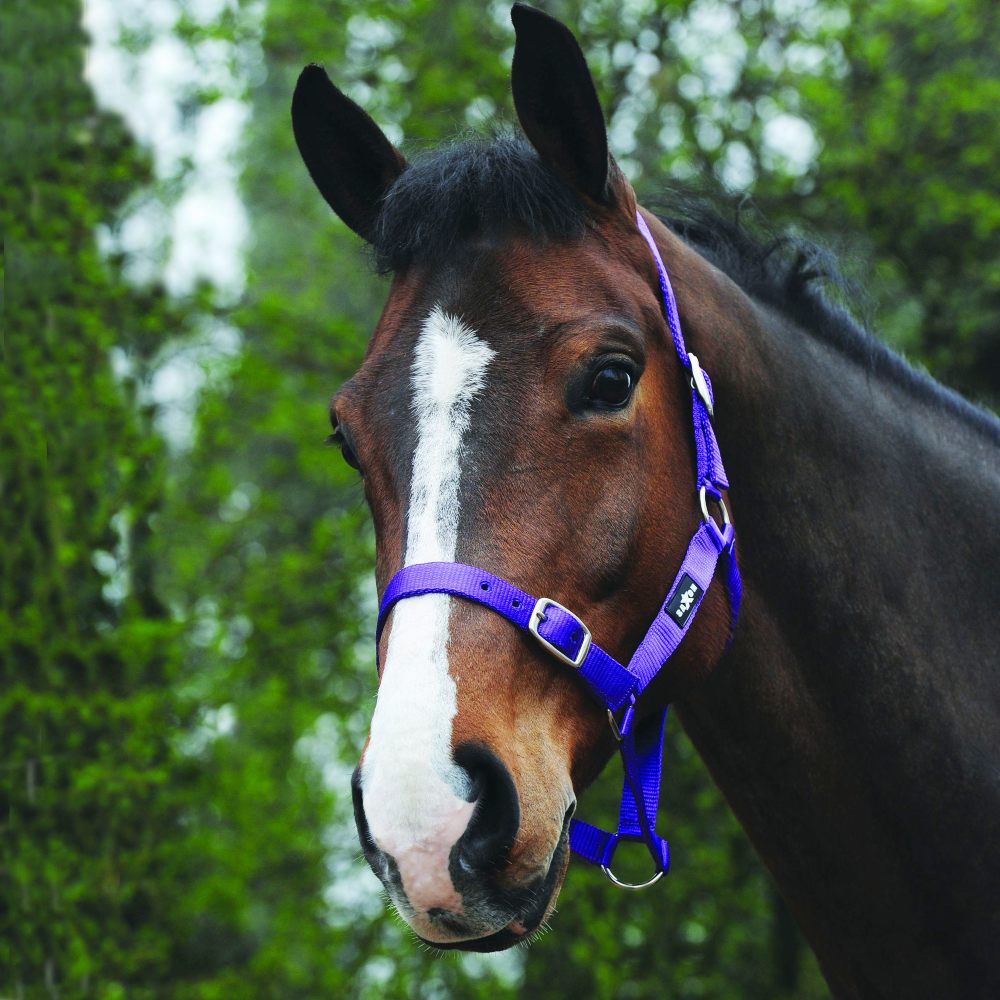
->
[423,925,530,953]
[417,903,547,953]
[417,814,571,952]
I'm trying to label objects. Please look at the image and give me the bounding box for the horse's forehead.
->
[368,231,646,361]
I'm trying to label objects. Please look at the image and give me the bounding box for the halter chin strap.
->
[374,210,741,889]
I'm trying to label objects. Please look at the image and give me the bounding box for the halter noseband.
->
[375,210,741,889]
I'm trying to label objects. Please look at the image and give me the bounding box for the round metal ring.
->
[699,485,730,526]
[601,864,664,891]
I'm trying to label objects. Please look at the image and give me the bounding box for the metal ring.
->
[607,709,624,742]
[699,485,730,526]
[607,695,636,743]
[601,864,664,891]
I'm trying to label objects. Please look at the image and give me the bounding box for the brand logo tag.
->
[664,574,703,628]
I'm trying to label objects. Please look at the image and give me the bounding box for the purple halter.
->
[375,210,741,889]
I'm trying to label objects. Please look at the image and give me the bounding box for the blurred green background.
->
[2,0,997,997]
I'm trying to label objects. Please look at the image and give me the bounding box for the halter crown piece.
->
[375,210,742,889]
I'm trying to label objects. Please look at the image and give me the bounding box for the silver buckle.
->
[688,353,714,417]
[528,598,592,669]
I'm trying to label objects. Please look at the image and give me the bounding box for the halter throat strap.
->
[374,209,741,888]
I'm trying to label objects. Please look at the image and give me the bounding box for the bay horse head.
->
[292,3,738,951]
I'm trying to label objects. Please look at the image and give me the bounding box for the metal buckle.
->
[528,598,592,669]
[601,863,664,891]
[607,695,636,742]
[699,485,730,526]
[688,353,714,417]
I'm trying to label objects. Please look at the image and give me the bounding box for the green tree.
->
[0,1,194,995]
[780,0,1000,403]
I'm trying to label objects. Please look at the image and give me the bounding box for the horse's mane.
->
[655,197,1000,443]
[371,134,999,442]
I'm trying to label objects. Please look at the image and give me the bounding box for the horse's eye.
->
[588,364,634,408]
[327,425,362,472]
[340,442,361,471]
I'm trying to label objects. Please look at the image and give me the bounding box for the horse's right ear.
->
[291,64,407,242]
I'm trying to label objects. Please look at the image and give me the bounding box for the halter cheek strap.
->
[374,210,741,889]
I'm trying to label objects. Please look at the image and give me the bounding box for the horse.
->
[290,4,1000,996]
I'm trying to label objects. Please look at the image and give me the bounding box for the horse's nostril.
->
[453,742,520,875]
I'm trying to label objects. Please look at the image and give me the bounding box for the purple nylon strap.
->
[377,563,639,712]
[372,210,741,887]
[626,520,733,690]
[635,210,728,495]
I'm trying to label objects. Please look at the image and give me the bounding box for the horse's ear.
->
[510,3,613,205]
[291,64,407,242]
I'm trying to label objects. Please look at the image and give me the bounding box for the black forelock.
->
[370,131,588,274]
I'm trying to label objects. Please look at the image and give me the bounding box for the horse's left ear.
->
[511,3,621,206]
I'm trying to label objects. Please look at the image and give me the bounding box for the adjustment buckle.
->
[528,598,592,669]
[688,353,714,417]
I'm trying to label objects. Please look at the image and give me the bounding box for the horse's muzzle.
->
[352,746,570,948]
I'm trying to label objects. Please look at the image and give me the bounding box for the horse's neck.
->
[678,300,1000,998]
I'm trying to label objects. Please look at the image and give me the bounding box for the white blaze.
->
[361,306,495,916]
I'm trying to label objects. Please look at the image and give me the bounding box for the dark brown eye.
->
[327,424,362,472]
[588,364,634,408]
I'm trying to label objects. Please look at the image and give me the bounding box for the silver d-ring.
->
[699,485,730,526]
[607,709,624,742]
[601,864,664,891]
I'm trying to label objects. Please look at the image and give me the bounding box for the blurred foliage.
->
[0,0,196,995]
[784,0,1000,400]
[3,0,997,997]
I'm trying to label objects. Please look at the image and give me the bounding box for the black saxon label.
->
[664,574,703,628]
